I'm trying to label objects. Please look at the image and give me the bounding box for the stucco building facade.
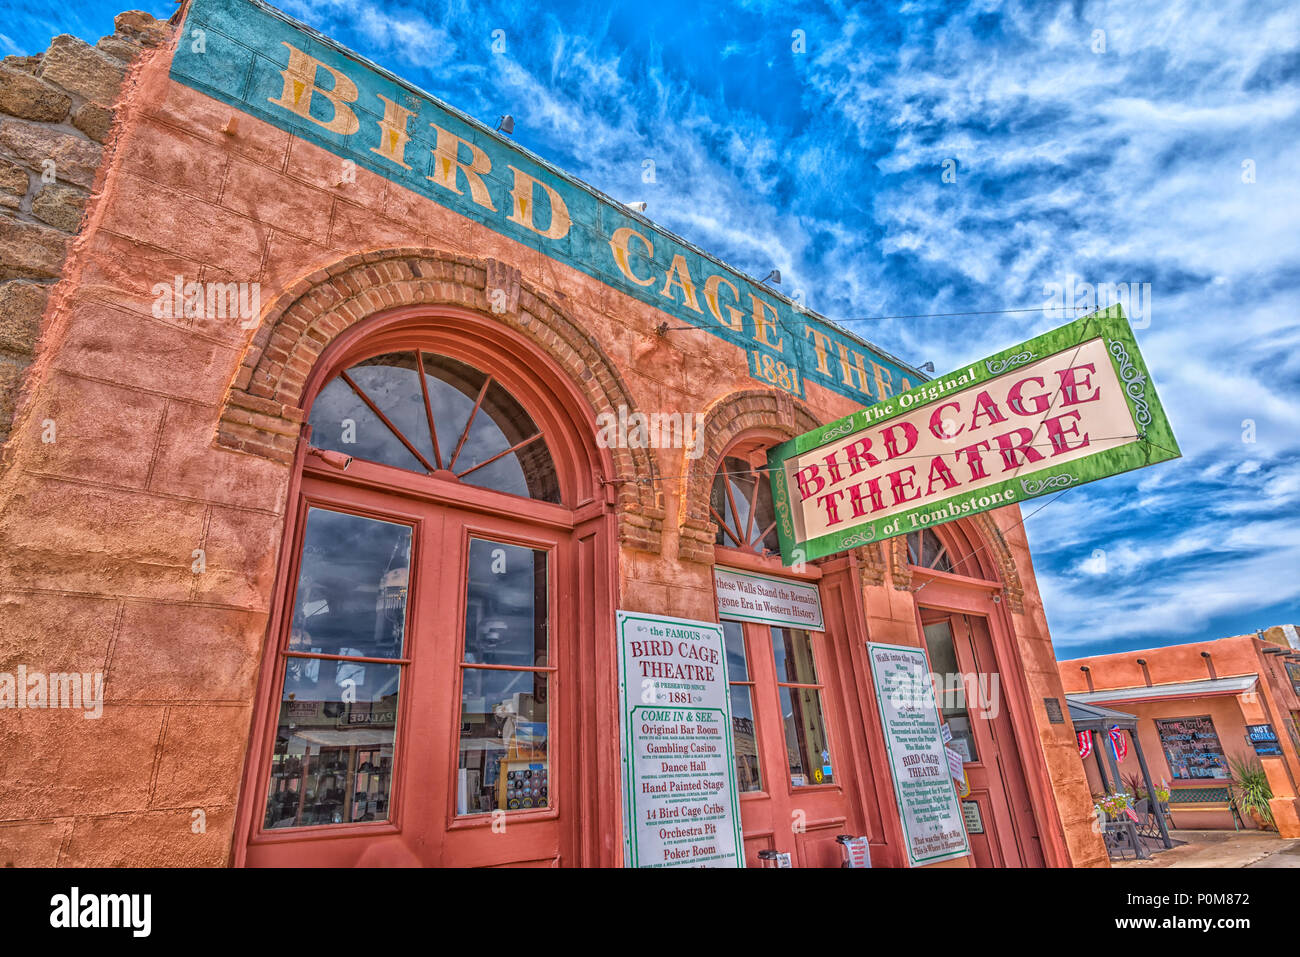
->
[0,1,1104,867]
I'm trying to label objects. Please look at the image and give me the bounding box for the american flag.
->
[1077,731,1092,758]
[1108,726,1128,762]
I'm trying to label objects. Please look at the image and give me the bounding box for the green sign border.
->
[616,612,745,868]
[767,307,1180,565]
[867,641,971,866]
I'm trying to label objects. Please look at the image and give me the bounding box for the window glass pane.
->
[423,353,560,503]
[779,685,834,786]
[722,619,749,682]
[463,539,548,666]
[346,353,438,467]
[771,627,819,685]
[290,509,411,660]
[730,684,762,792]
[457,669,549,814]
[922,621,977,762]
[1155,716,1228,780]
[727,465,755,538]
[264,661,400,829]
[308,377,424,473]
[710,457,777,552]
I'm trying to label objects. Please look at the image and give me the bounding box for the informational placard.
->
[713,566,824,631]
[616,611,745,868]
[960,800,984,834]
[843,837,872,868]
[767,309,1180,564]
[868,642,970,866]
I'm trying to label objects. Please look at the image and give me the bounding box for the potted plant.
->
[1096,790,1133,820]
[1227,754,1275,831]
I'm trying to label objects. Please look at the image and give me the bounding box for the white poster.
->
[867,641,971,866]
[616,611,745,868]
[713,566,824,631]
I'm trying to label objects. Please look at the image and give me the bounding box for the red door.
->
[724,615,858,867]
[245,475,571,866]
[920,609,1045,867]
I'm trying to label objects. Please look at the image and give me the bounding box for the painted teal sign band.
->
[170,0,923,406]
[767,306,1181,564]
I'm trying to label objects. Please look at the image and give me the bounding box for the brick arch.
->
[216,247,663,551]
[677,388,821,564]
[887,513,1025,612]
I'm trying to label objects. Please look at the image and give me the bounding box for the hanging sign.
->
[616,611,745,868]
[766,309,1180,564]
[868,642,970,866]
[1246,723,1282,757]
[713,567,824,631]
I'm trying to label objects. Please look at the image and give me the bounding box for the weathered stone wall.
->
[0,11,171,445]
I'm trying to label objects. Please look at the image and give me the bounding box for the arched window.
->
[243,313,614,867]
[308,350,560,503]
[906,529,953,572]
[710,455,779,554]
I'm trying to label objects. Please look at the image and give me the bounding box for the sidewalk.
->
[1112,830,1300,868]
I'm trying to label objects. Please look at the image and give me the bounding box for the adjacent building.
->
[1059,626,1300,837]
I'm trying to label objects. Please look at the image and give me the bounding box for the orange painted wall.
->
[0,18,1100,866]
[1062,634,1300,837]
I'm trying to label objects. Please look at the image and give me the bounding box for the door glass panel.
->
[462,539,548,666]
[264,661,400,829]
[722,620,761,792]
[770,627,834,787]
[265,507,412,831]
[457,537,551,815]
[458,671,550,814]
[289,508,412,660]
[923,621,978,762]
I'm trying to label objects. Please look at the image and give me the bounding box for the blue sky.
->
[5,0,1299,657]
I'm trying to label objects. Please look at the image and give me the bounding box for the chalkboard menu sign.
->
[1155,716,1228,780]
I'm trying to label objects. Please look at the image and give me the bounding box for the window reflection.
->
[457,538,551,814]
[723,620,762,793]
[265,662,400,829]
[264,508,412,831]
[289,508,411,660]
[307,351,561,502]
[770,627,833,787]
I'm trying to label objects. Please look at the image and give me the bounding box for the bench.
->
[1167,785,1244,829]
